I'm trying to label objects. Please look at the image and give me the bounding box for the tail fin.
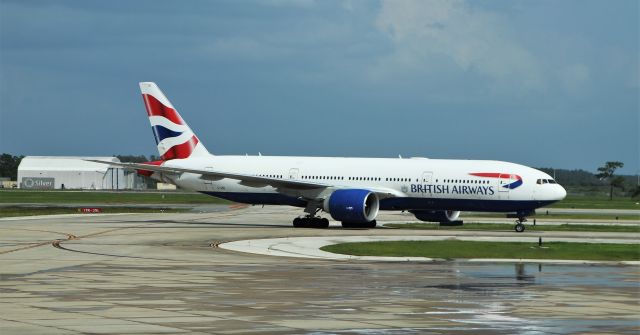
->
[139,82,210,160]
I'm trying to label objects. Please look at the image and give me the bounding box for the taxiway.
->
[1,206,638,334]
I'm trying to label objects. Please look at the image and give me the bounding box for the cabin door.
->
[203,166,215,191]
[288,168,299,180]
[497,173,514,199]
[421,172,433,184]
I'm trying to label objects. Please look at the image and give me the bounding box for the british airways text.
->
[410,184,495,195]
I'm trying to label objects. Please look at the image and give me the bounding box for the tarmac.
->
[1,205,639,334]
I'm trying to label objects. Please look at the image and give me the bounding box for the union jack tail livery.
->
[140,82,210,160]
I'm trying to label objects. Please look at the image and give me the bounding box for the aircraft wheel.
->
[366,220,377,229]
[515,223,525,233]
[320,218,330,228]
[293,218,302,228]
[341,221,355,229]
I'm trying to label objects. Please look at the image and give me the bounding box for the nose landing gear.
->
[514,217,527,232]
[508,210,534,233]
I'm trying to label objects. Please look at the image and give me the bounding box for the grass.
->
[321,240,640,261]
[472,213,638,221]
[0,206,189,218]
[550,196,639,210]
[0,189,230,204]
[386,222,640,233]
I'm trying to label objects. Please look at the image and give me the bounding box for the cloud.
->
[374,0,544,94]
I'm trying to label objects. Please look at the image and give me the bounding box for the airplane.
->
[91,82,566,232]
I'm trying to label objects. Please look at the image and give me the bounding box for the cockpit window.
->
[537,178,558,184]
[548,179,557,184]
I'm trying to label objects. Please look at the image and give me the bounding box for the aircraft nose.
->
[557,185,567,200]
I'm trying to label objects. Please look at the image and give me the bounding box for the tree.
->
[595,161,624,200]
[0,153,23,180]
[631,186,640,198]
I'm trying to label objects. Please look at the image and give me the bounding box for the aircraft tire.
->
[320,218,330,229]
[515,223,525,233]
[341,221,356,229]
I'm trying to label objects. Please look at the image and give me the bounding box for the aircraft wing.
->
[86,160,404,199]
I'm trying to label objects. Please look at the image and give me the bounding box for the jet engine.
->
[410,210,461,223]
[323,189,379,223]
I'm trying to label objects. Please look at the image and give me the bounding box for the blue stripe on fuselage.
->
[201,191,557,213]
[504,179,523,189]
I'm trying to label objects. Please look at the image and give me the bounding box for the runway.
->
[1,206,639,334]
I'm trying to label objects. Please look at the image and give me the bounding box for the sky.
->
[0,0,638,174]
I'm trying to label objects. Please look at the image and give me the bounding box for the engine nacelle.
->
[324,189,379,223]
[410,210,461,222]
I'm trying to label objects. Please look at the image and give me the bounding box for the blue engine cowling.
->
[324,189,379,223]
[410,210,461,222]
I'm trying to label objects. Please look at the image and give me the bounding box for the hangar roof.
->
[18,156,121,172]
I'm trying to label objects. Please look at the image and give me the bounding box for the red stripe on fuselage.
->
[470,172,522,180]
[161,135,199,160]
[142,94,185,125]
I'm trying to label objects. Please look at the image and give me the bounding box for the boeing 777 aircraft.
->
[92,82,566,232]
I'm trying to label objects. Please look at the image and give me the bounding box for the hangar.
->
[17,156,127,190]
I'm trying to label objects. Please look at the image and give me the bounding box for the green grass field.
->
[0,206,189,218]
[385,222,640,233]
[321,240,640,261]
[471,213,638,221]
[551,196,639,210]
[0,190,230,204]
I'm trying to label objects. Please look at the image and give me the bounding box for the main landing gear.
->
[293,216,329,229]
[293,204,329,229]
[292,203,377,229]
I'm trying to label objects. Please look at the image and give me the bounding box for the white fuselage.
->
[159,154,566,213]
